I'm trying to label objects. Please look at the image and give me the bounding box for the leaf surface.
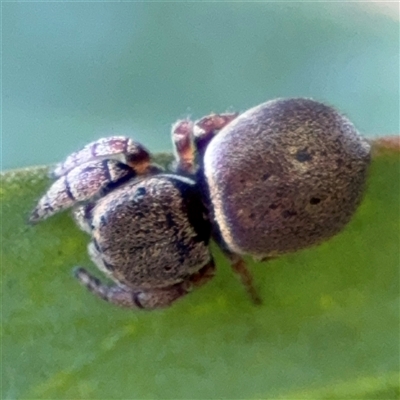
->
[2,153,399,399]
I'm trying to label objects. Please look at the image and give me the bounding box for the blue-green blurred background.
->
[3,2,399,170]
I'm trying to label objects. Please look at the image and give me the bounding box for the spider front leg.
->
[31,136,163,223]
[73,260,216,310]
[30,159,136,223]
[52,136,152,178]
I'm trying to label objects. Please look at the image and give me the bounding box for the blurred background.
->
[3,1,399,170]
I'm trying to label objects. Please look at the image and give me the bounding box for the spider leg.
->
[193,112,238,156]
[73,259,215,310]
[52,136,151,178]
[171,119,196,174]
[72,203,95,234]
[224,251,262,305]
[171,113,238,174]
[30,159,135,223]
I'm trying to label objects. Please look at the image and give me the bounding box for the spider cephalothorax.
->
[30,98,371,310]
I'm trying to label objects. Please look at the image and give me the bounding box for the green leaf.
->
[2,153,399,399]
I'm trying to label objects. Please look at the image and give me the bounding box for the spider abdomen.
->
[204,98,371,257]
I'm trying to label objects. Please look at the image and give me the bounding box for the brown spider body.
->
[89,175,211,289]
[204,98,371,257]
[30,98,371,311]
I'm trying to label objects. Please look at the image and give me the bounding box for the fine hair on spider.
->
[30,98,371,311]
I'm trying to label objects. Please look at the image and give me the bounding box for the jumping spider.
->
[30,98,371,310]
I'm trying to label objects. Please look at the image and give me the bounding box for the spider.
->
[30,98,371,310]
